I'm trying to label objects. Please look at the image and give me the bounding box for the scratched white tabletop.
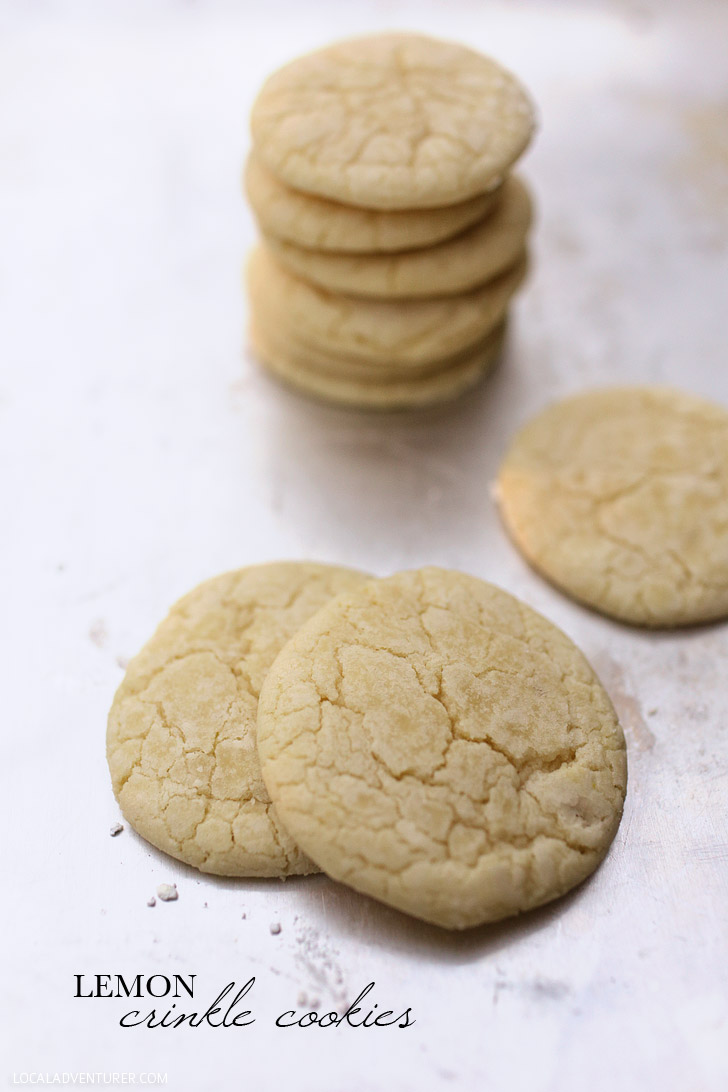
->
[2,1,727,1089]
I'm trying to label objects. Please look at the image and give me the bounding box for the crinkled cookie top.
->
[244,154,499,253]
[106,562,368,877]
[251,32,535,210]
[257,568,627,929]
[497,387,728,626]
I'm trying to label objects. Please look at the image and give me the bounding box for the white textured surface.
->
[1,2,727,1090]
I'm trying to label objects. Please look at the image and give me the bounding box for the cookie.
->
[250,32,535,209]
[245,155,500,253]
[247,245,526,367]
[265,176,532,298]
[249,302,504,383]
[250,318,506,411]
[106,562,369,877]
[256,568,627,929]
[496,387,728,626]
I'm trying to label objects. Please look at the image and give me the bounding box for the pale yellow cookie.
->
[250,318,506,411]
[250,32,535,209]
[249,304,504,383]
[245,155,501,253]
[106,562,369,876]
[249,278,507,380]
[496,387,728,626]
[257,568,627,929]
[247,245,526,366]
[265,176,532,298]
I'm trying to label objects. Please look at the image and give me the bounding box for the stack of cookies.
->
[244,32,536,410]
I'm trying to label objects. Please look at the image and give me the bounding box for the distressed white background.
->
[1,1,727,1089]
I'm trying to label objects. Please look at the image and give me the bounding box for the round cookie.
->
[245,155,501,253]
[256,568,627,929]
[250,32,535,210]
[106,562,369,876]
[250,318,506,411]
[265,176,532,298]
[247,245,526,366]
[250,277,507,381]
[496,387,728,626]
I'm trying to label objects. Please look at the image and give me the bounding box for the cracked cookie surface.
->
[250,33,535,209]
[496,387,728,626]
[265,176,532,299]
[245,155,500,253]
[247,245,525,366]
[106,562,369,876]
[257,568,627,928]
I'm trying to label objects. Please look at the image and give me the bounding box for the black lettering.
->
[189,982,234,1028]
[336,982,375,1027]
[276,1010,297,1027]
[362,1004,380,1028]
[172,1011,198,1027]
[119,1009,144,1027]
[223,979,256,1027]
[74,975,93,998]
[173,974,195,999]
[116,974,143,998]
[96,975,113,998]
[147,975,171,998]
[159,1005,180,1027]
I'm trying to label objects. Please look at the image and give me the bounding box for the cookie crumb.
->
[157,883,178,902]
[109,822,124,837]
[241,911,247,919]
[269,922,282,935]
[147,897,156,907]
[648,707,658,716]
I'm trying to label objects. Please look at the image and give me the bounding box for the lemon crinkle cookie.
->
[245,155,501,254]
[250,319,506,411]
[247,245,526,367]
[264,176,532,299]
[496,386,728,626]
[106,562,368,876]
[251,32,535,209]
[256,568,627,929]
